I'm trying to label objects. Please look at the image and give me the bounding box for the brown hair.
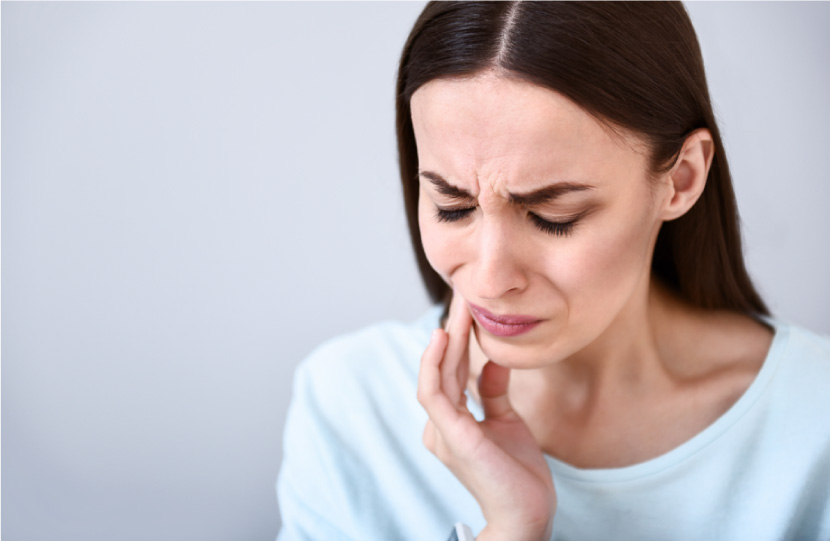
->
[395,1,769,316]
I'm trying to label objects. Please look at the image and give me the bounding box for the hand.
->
[417,293,556,541]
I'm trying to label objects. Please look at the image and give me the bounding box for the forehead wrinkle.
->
[443,148,509,198]
[472,160,516,208]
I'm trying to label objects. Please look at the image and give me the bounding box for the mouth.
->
[467,302,542,338]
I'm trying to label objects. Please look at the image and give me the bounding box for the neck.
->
[553,278,684,389]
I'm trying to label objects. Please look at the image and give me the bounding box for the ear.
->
[659,128,715,221]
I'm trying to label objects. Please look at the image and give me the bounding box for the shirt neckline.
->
[458,312,790,483]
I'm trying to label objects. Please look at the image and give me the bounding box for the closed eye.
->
[435,206,475,223]
[529,213,577,237]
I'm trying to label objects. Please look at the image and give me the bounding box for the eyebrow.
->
[419,170,595,205]
[419,171,473,200]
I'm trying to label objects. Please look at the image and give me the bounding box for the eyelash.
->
[434,207,578,237]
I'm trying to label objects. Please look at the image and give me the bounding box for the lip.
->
[467,302,542,337]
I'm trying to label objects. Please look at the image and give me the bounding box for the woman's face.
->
[412,73,669,368]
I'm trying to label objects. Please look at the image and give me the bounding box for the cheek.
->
[418,200,458,284]
[551,210,655,310]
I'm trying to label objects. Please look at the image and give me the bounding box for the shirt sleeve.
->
[275,314,474,540]
[275,360,355,541]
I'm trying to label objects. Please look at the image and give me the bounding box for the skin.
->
[413,72,773,540]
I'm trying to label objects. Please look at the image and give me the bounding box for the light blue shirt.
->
[276,306,830,540]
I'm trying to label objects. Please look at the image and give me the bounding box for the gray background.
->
[2,2,828,540]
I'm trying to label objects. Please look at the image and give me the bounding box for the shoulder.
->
[277,306,458,539]
[746,317,830,466]
[295,305,442,403]
[282,305,444,464]
[779,319,830,361]
[765,317,830,398]
[737,319,830,532]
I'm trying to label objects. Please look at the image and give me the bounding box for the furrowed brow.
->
[419,171,474,200]
[508,182,594,206]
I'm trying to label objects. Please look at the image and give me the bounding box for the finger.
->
[422,419,436,453]
[478,360,516,420]
[417,329,465,430]
[418,329,448,401]
[456,342,471,409]
[454,324,478,409]
[453,302,473,407]
[442,294,472,406]
[440,295,462,401]
[463,326,487,407]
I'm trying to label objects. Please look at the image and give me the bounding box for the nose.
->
[470,218,529,300]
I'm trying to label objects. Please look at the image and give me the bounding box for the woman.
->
[277,2,830,540]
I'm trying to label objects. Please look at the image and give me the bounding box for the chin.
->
[476,330,556,370]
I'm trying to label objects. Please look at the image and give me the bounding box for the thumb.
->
[478,360,515,420]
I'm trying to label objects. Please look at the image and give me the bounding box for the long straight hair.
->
[396,1,769,316]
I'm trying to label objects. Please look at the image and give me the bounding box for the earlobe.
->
[660,128,715,221]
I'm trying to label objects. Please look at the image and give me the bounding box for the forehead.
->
[410,73,647,192]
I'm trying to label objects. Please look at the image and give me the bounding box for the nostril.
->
[473,264,528,300]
